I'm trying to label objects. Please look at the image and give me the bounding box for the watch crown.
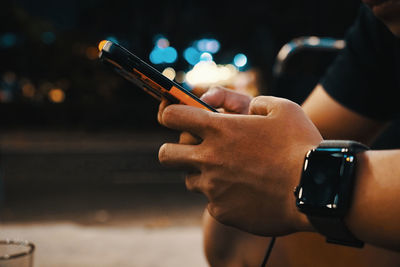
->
[293,186,300,197]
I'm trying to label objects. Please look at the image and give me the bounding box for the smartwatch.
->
[294,140,368,248]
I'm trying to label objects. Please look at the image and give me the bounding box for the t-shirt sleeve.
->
[320,5,399,120]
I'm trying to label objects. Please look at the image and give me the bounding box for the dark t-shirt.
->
[320,5,400,121]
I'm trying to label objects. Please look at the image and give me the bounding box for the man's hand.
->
[163,86,253,145]
[158,95,323,236]
[200,86,252,114]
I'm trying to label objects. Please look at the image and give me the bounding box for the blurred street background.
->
[0,0,380,266]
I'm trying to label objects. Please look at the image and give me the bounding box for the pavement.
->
[0,186,209,267]
[0,130,210,267]
[1,223,207,267]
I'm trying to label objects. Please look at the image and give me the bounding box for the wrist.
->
[294,211,316,232]
[294,140,368,247]
[343,150,368,240]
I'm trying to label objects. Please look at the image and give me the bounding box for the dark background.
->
[0,0,361,130]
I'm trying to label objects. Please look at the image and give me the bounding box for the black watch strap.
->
[308,216,364,248]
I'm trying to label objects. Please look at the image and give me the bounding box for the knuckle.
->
[249,96,270,111]
[208,152,224,168]
[249,96,262,107]
[201,111,213,128]
[208,112,224,132]
[279,99,301,113]
[203,179,218,196]
[207,203,220,218]
[207,203,227,223]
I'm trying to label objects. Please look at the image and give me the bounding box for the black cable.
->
[260,237,276,267]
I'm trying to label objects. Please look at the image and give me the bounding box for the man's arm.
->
[304,86,400,251]
[158,92,400,248]
[304,87,400,249]
[302,85,387,144]
[348,149,400,251]
[200,85,394,266]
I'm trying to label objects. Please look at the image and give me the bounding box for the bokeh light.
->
[156,37,170,48]
[185,61,237,87]
[41,31,56,44]
[149,46,178,64]
[163,47,178,63]
[149,35,178,64]
[48,88,65,103]
[175,71,186,83]
[3,71,16,84]
[333,40,346,49]
[233,53,247,68]
[0,33,17,48]
[22,83,36,98]
[306,36,320,46]
[86,46,99,60]
[196,39,220,54]
[162,67,176,80]
[183,47,201,65]
[200,52,213,62]
[150,48,163,64]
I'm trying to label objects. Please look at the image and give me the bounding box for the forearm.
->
[203,210,236,266]
[201,84,390,265]
[203,209,270,266]
[302,85,387,145]
[345,149,400,251]
[302,86,400,249]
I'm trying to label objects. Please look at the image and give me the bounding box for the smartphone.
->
[98,40,217,112]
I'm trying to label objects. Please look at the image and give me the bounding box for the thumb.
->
[201,86,252,114]
[249,96,284,116]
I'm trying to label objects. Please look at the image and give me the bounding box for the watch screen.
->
[298,150,345,213]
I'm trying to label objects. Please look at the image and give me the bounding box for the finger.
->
[201,86,252,114]
[249,96,284,116]
[185,172,203,194]
[158,143,200,170]
[158,98,170,124]
[159,104,213,137]
[179,131,202,145]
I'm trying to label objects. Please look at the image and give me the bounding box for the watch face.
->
[296,148,355,217]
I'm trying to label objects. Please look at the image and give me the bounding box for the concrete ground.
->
[0,186,209,267]
[1,224,207,267]
[0,130,210,266]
